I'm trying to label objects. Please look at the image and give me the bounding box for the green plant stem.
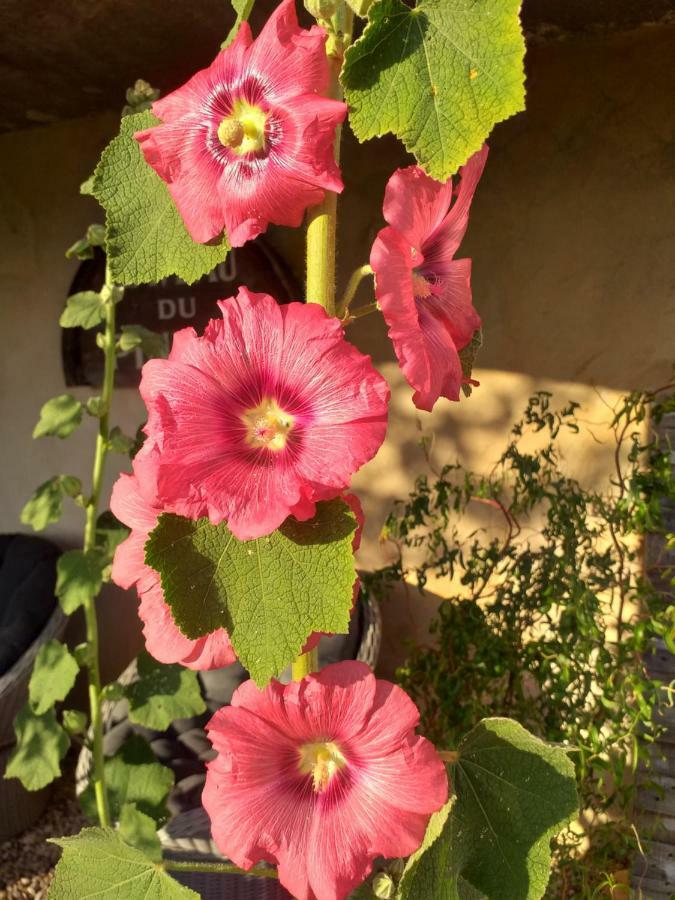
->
[338,264,373,318]
[163,860,278,879]
[345,301,379,322]
[81,265,117,828]
[305,1,353,315]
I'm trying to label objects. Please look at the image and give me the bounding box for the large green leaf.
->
[222,0,256,48]
[33,394,83,439]
[20,475,82,531]
[48,827,198,899]
[126,652,206,731]
[342,0,525,180]
[118,803,162,862]
[29,640,79,715]
[397,719,578,900]
[92,111,230,286]
[5,705,69,791]
[56,549,105,614]
[146,499,358,685]
[80,735,174,825]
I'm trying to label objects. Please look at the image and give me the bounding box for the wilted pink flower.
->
[110,462,236,671]
[203,661,448,900]
[139,288,389,541]
[370,146,488,411]
[134,0,346,247]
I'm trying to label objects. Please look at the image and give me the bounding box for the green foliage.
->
[33,394,83,439]
[62,709,88,736]
[80,735,174,826]
[56,549,105,614]
[60,292,105,329]
[345,0,375,17]
[95,510,131,568]
[146,499,358,684]
[108,426,136,454]
[20,475,83,531]
[5,705,69,791]
[92,111,230,285]
[223,0,256,48]
[29,640,79,715]
[122,79,161,117]
[48,827,198,899]
[126,652,206,731]
[118,324,168,359]
[372,387,675,892]
[65,224,105,261]
[118,803,162,862]
[342,0,525,180]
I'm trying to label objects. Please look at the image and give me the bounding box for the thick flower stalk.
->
[134,0,347,247]
[137,288,389,540]
[203,661,449,900]
[370,145,488,411]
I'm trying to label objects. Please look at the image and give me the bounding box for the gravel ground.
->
[0,758,86,899]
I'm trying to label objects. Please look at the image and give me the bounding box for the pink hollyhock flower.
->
[134,0,346,247]
[139,288,389,541]
[370,145,488,411]
[110,463,236,671]
[203,661,448,900]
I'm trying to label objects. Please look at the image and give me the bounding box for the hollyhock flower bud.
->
[110,456,236,670]
[139,288,389,541]
[134,0,347,247]
[370,145,488,411]
[203,661,448,900]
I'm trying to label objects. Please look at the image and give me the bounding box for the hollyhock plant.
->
[203,661,448,900]
[134,0,347,247]
[139,287,389,541]
[110,463,237,670]
[370,145,489,411]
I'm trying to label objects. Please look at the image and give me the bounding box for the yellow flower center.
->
[217,100,268,154]
[242,398,294,451]
[412,272,432,299]
[298,741,347,793]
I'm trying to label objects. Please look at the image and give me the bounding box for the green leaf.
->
[65,236,94,260]
[56,549,105,614]
[126,652,206,731]
[29,640,79,715]
[342,0,526,180]
[95,510,131,570]
[118,803,162,862]
[80,736,174,825]
[60,292,105,329]
[222,0,256,48]
[108,426,136,454]
[118,325,168,359]
[5,705,69,791]
[33,394,83,439]
[92,111,230,286]
[345,0,375,17]
[48,827,198,899]
[20,475,83,531]
[397,719,578,900]
[62,709,88,736]
[146,499,358,685]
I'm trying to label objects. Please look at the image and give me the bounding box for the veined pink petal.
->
[138,580,236,671]
[134,0,346,246]
[204,662,448,900]
[139,289,389,540]
[371,147,487,411]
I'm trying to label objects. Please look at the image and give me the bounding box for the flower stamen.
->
[242,398,294,451]
[218,100,268,155]
[412,272,432,299]
[298,741,347,793]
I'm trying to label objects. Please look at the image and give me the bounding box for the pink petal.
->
[425,258,481,350]
[382,165,453,252]
[138,580,236,671]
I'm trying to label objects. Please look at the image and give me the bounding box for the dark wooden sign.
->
[62,239,299,387]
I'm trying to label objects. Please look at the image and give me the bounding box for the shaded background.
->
[1,0,673,677]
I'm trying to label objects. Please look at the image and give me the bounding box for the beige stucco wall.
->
[1,24,673,679]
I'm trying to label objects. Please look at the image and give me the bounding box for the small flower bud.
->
[372,873,395,899]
